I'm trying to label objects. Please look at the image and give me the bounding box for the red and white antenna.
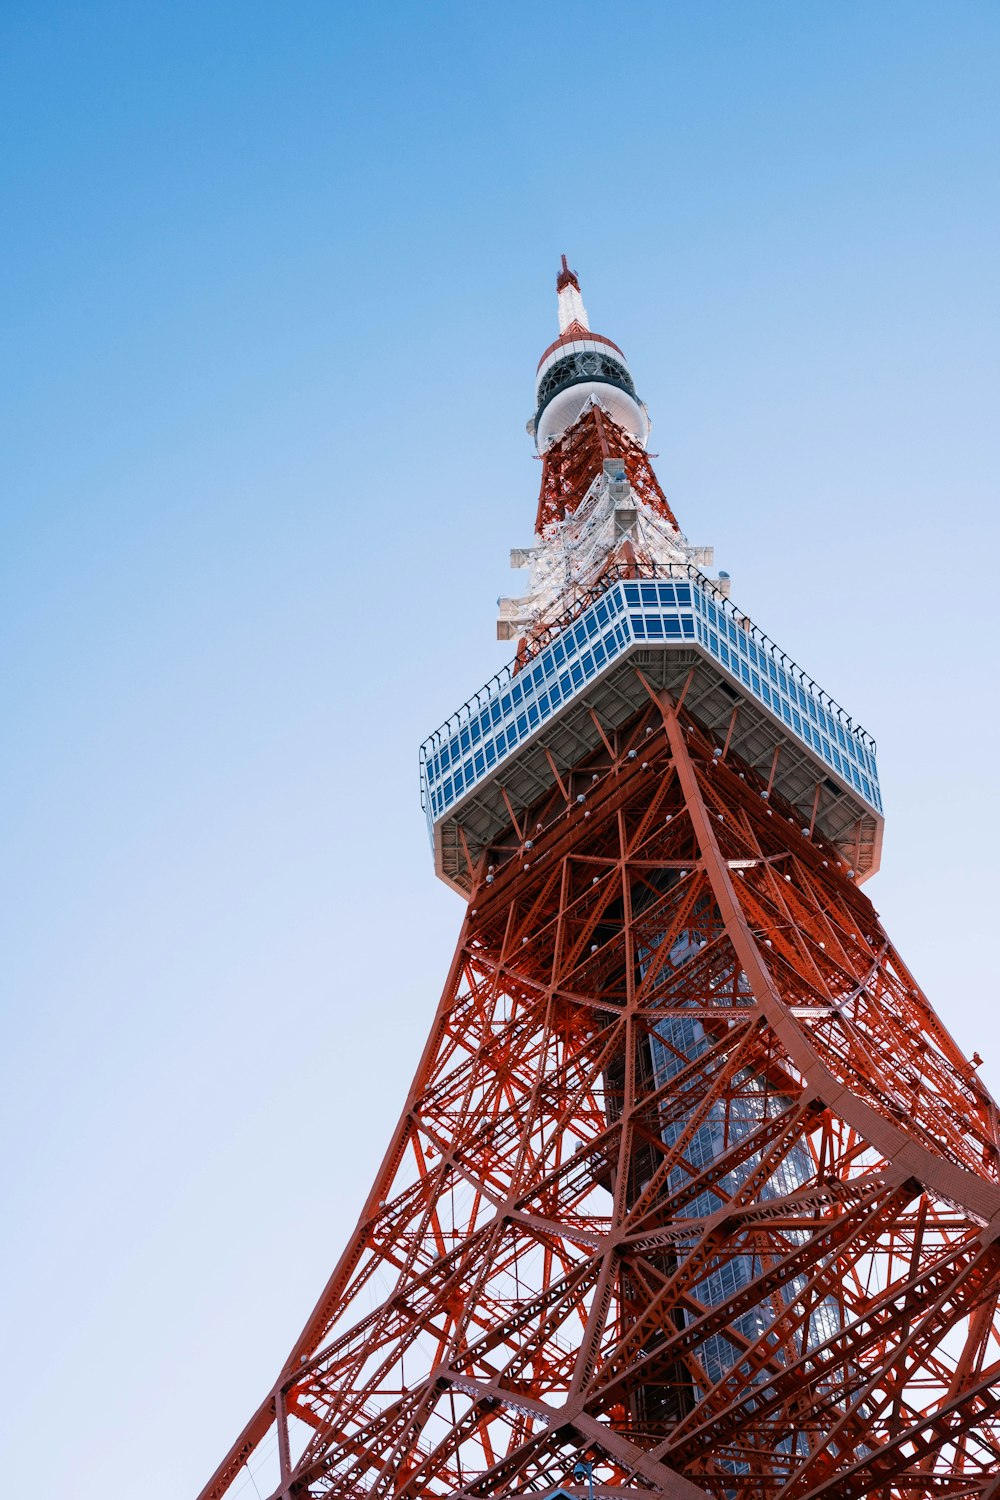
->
[556,253,590,332]
[530,255,650,451]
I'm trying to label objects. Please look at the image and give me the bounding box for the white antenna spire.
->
[556,254,589,332]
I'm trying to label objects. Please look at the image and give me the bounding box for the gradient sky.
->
[2,4,999,1496]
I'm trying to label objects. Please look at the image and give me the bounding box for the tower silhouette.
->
[201,263,1000,1500]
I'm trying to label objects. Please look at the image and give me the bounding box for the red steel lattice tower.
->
[201,261,1000,1500]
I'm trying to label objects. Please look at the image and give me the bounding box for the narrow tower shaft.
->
[557,253,590,331]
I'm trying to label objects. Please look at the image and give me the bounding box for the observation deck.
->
[420,567,883,896]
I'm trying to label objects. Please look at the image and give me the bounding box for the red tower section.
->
[200,266,1000,1500]
[535,405,677,535]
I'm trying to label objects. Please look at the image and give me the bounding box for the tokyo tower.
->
[201,261,1000,1500]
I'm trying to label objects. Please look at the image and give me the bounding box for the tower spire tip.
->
[556,254,580,295]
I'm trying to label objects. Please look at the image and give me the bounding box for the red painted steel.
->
[200,686,1000,1498]
[534,405,678,535]
[201,387,1000,1500]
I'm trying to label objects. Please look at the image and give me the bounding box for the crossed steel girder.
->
[534,405,677,534]
[200,678,1000,1500]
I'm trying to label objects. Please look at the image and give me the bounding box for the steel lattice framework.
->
[534,405,677,534]
[200,266,1000,1500]
[201,691,1000,1500]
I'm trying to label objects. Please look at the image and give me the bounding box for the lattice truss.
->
[503,404,720,661]
[506,406,693,644]
[535,403,678,535]
[204,681,1000,1500]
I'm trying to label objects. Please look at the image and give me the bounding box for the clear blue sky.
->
[2,4,998,1496]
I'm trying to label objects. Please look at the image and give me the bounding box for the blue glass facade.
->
[420,572,881,837]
